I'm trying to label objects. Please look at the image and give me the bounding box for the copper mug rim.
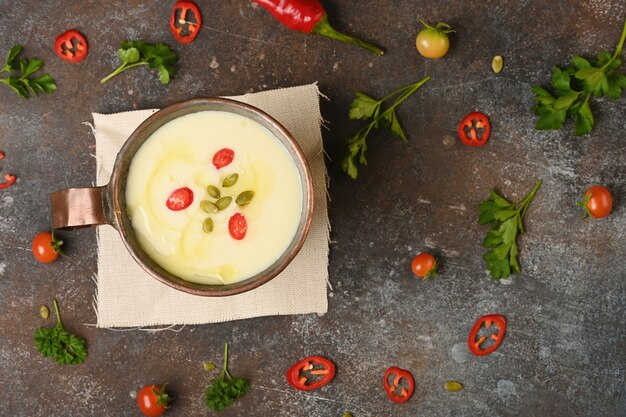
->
[50,98,314,297]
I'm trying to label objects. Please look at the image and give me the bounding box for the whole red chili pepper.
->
[253,0,384,55]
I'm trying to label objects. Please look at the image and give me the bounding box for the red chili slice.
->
[286,356,336,391]
[0,151,5,160]
[166,187,194,211]
[212,148,234,169]
[170,0,202,44]
[468,314,507,356]
[228,213,247,240]
[383,366,415,404]
[54,30,88,63]
[0,173,16,190]
[458,111,491,147]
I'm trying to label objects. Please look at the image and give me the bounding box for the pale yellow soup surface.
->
[125,111,303,285]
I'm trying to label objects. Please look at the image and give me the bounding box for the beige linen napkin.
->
[92,83,329,327]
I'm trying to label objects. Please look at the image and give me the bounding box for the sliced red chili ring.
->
[228,213,247,240]
[458,111,491,147]
[54,30,88,63]
[170,0,202,44]
[286,356,336,391]
[166,187,194,211]
[213,148,235,169]
[383,366,414,404]
[468,314,507,356]
[0,173,16,189]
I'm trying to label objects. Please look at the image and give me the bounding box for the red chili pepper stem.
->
[312,15,384,56]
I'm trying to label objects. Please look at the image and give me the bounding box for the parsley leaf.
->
[478,179,542,280]
[205,342,250,412]
[0,45,56,98]
[532,19,626,136]
[118,47,140,64]
[341,77,430,179]
[34,299,87,365]
[348,92,380,120]
[100,41,178,85]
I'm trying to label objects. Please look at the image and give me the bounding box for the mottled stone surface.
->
[0,1,625,416]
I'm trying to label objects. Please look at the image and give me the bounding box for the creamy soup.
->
[125,111,303,285]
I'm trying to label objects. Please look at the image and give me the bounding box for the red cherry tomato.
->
[166,187,194,211]
[137,384,171,417]
[32,231,64,263]
[213,148,234,169]
[229,213,247,240]
[458,112,491,147]
[411,253,437,279]
[581,186,613,219]
[54,30,88,63]
[170,1,202,44]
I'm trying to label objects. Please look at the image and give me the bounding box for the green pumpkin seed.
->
[39,305,50,319]
[215,196,232,210]
[491,55,503,74]
[444,381,463,392]
[342,413,353,417]
[203,361,216,372]
[200,200,218,214]
[222,173,239,188]
[202,218,214,233]
[236,191,255,206]
[207,185,220,199]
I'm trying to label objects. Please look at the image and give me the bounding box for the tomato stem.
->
[419,19,455,34]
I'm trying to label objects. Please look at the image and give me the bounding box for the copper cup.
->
[50,98,314,296]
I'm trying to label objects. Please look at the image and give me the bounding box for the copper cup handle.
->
[50,186,112,229]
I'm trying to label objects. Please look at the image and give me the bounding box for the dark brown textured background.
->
[0,1,624,416]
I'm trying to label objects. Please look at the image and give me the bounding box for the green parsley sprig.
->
[532,19,626,136]
[100,41,178,85]
[478,179,542,280]
[341,77,430,179]
[34,299,87,365]
[204,342,250,412]
[0,45,56,98]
